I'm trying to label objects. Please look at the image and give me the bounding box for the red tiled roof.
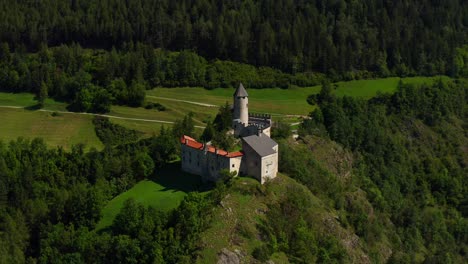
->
[180,135,243,158]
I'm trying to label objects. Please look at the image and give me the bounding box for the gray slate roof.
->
[242,133,277,157]
[233,83,249,97]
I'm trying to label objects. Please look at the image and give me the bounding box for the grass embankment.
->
[149,76,450,116]
[96,162,205,230]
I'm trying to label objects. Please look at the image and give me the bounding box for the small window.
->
[232,164,235,168]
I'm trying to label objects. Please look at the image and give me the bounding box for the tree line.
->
[0,0,466,78]
[0,42,326,114]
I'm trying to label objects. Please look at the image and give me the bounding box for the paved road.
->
[0,105,206,129]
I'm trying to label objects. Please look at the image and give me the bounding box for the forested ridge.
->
[0,0,467,77]
[294,79,468,262]
[0,79,466,263]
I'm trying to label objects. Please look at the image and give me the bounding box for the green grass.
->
[334,76,452,97]
[0,76,451,148]
[0,108,103,150]
[148,86,317,115]
[111,119,166,137]
[0,92,69,111]
[96,162,205,230]
[149,76,450,116]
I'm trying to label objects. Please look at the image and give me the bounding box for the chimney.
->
[185,139,188,144]
[215,148,219,155]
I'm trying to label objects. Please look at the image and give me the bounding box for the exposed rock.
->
[217,248,240,264]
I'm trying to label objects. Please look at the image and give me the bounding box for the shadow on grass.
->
[150,161,215,193]
[24,104,42,111]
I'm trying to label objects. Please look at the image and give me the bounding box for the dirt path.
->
[148,96,312,119]
[0,105,206,129]
[146,96,218,107]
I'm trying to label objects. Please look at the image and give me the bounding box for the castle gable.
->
[241,133,277,157]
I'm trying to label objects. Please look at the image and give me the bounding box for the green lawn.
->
[96,162,205,230]
[148,76,450,115]
[0,108,103,150]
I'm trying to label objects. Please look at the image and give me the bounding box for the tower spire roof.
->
[233,83,248,97]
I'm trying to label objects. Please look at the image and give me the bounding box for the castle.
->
[180,83,278,184]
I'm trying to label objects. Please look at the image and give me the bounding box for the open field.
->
[0,92,209,149]
[96,162,204,230]
[0,76,451,148]
[0,108,103,150]
[110,101,218,126]
[148,76,450,115]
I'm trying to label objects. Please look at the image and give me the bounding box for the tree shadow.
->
[24,104,42,111]
[149,161,215,193]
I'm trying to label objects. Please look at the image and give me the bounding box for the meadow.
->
[0,76,449,150]
[96,162,205,230]
[0,92,210,149]
[148,76,450,115]
[0,108,103,150]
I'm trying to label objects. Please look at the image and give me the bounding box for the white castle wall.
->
[260,152,278,184]
[181,144,242,182]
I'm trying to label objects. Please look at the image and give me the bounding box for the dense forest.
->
[0,113,215,263]
[0,0,467,77]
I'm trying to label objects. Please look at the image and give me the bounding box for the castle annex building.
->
[180,83,278,184]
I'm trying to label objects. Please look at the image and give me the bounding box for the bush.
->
[145,102,166,111]
[252,244,272,262]
[93,117,141,146]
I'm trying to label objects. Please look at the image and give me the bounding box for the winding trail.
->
[0,105,206,129]
[1,95,309,130]
[146,96,218,107]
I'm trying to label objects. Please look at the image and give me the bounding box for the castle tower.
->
[233,83,249,125]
